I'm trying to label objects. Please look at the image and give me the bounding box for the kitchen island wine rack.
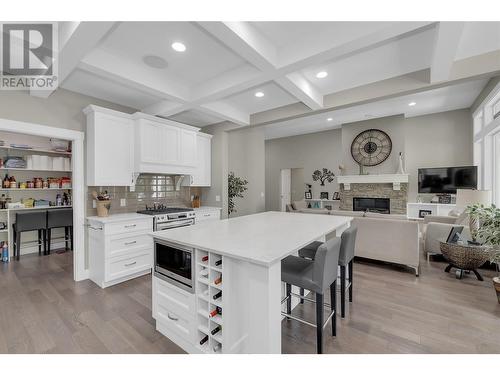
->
[196,249,224,354]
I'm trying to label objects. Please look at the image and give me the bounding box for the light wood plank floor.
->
[1,250,499,354]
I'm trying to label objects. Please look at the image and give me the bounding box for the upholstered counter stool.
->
[12,211,47,260]
[281,237,341,354]
[298,225,358,318]
[47,208,73,254]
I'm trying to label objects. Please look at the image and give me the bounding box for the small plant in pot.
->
[466,203,500,303]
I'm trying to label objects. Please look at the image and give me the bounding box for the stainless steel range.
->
[137,204,195,231]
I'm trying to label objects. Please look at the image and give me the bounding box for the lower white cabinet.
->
[87,214,154,288]
[194,207,221,224]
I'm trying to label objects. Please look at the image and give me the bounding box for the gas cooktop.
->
[137,206,194,215]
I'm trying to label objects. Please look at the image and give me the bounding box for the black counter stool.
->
[281,237,341,354]
[338,226,357,318]
[47,208,73,254]
[12,211,47,260]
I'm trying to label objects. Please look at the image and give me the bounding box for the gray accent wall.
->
[265,109,473,210]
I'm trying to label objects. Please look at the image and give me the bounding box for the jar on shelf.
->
[42,179,48,189]
[27,180,34,189]
[9,176,17,189]
[34,177,43,189]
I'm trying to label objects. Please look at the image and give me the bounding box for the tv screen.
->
[418,166,477,194]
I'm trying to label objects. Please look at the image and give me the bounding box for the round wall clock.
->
[350,129,392,166]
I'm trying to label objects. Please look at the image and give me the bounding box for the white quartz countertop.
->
[152,211,352,266]
[86,213,153,224]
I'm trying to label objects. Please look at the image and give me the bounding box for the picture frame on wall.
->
[333,192,340,200]
[305,191,312,199]
[418,209,432,218]
[320,192,329,200]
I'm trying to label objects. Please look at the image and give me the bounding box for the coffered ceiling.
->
[33,21,500,137]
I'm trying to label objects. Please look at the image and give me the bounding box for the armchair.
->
[423,214,470,261]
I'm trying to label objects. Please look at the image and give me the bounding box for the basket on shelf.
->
[439,241,490,270]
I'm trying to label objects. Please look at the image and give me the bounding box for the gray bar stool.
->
[47,208,73,254]
[12,211,47,260]
[281,237,341,354]
[298,225,358,318]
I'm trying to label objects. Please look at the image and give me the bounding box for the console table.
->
[407,202,456,220]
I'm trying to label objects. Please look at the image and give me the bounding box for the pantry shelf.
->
[0,188,72,191]
[0,167,71,172]
[0,146,71,156]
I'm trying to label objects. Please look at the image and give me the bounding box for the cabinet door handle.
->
[124,240,137,246]
[167,313,178,321]
[124,224,136,228]
[124,261,137,267]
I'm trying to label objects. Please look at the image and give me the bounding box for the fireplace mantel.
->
[337,174,409,191]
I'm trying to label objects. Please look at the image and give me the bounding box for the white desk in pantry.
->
[151,211,352,354]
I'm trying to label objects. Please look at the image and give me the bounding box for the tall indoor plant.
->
[228,172,248,216]
[466,203,500,303]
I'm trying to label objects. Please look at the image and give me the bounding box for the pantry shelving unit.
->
[196,250,224,354]
[0,133,73,260]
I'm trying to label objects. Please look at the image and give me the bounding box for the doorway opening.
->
[280,168,304,211]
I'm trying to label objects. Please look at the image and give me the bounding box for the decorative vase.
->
[494,277,500,304]
[396,152,406,174]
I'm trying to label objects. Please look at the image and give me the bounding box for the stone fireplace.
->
[353,197,391,214]
[337,174,409,215]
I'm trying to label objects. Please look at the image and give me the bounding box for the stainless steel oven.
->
[154,239,195,293]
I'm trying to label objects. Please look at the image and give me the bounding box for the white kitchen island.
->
[151,211,352,354]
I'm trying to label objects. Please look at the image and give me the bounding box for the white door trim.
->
[0,118,87,281]
[280,168,291,212]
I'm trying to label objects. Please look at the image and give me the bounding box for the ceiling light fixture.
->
[142,55,168,69]
[171,42,186,52]
[316,71,328,79]
[327,118,333,122]
[408,102,416,106]
[255,91,264,98]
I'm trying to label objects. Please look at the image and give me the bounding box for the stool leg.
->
[299,287,304,304]
[348,260,353,303]
[330,281,337,337]
[38,229,42,256]
[16,231,21,261]
[316,293,324,354]
[70,226,73,251]
[64,227,69,250]
[340,265,346,318]
[286,283,292,316]
[42,229,47,255]
[12,226,17,260]
[47,228,51,255]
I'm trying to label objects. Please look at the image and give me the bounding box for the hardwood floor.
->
[1,250,499,354]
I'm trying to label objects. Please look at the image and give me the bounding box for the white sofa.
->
[329,210,420,276]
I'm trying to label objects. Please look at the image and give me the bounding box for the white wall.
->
[290,168,304,202]
[265,129,343,212]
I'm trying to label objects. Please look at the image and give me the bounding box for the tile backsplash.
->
[87,174,196,216]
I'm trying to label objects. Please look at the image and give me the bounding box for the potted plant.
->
[466,203,500,303]
[228,172,248,216]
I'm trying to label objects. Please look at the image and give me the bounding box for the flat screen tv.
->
[418,166,477,194]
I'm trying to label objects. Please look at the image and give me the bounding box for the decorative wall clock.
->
[350,129,392,167]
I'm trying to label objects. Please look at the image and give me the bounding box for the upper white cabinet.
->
[84,106,210,185]
[84,105,134,186]
[134,117,198,175]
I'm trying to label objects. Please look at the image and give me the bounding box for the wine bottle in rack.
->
[212,290,222,300]
[211,325,222,335]
[199,335,209,345]
[209,306,222,317]
[201,255,209,262]
[212,342,222,353]
[200,269,209,277]
[214,275,222,285]
[214,259,222,267]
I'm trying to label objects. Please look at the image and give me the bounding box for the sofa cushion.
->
[365,212,407,220]
[329,210,365,217]
[292,200,307,210]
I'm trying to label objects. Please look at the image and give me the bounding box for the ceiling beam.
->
[199,101,249,126]
[30,21,116,99]
[430,22,465,83]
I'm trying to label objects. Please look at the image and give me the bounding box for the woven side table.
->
[439,241,490,280]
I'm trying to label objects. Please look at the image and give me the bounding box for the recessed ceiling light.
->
[408,102,416,106]
[171,42,186,52]
[142,55,168,69]
[316,71,328,79]
[327,118,333,122]
[255,91,264,98]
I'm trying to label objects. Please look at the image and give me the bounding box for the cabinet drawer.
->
[105,251,151,282]
[107,234,152,258]
[105,220,152,236]
[156,302,196,344]
[195,210,219,222]
[155,277,195,317]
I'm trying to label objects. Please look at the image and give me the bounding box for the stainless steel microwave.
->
[154,239,195,293]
